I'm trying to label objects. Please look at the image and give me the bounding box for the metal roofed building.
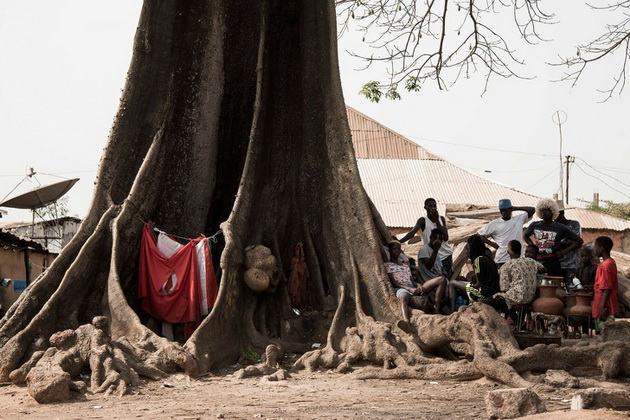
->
[562,207,630,253]
[1,216,81,254]
[347,106,540,230]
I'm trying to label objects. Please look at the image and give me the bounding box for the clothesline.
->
[149,226,223,244]
[129,198,223,244]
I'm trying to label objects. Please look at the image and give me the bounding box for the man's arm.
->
[399,217,424,243]
[557,238,583,259]
[437,216,449,241]
[556,227,584,258]
[421,240,441,270]
[513,206,535,218]
[598,289,611,320]
[499,265,510,292]
[478,233,499,249]
[523,224,535,246]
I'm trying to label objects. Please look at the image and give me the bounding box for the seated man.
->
[385,240,447,322]
[575,246,598,288]
[418,228,448,283]
[481,240,545,319]
[448,235,500,312]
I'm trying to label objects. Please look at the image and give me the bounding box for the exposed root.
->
[352,361,483,381]
[505,339,630,381]
[232,344,290,380]
[9,316,191,403]
[294,285,432,374]
[293,299,541,387]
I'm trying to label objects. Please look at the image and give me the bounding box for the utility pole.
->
[564,155,575,205]
[552,111,567,202]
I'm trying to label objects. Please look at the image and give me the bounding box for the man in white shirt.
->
[477,199,535,266]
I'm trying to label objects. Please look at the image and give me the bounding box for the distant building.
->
[347,106,539,234]
[1,216,81,254]
[0,228,56,316]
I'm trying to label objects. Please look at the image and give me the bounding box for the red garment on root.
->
[138,224,201,329]
[287,242,309,308]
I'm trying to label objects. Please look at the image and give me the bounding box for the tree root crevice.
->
[10,316,190,403]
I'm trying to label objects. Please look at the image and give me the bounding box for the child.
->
[592,236,618,332]
[385,241,446,322]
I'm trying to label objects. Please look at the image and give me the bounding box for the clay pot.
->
[568,290,593,318]
[532,284,564,315]
[563,294,577,317]
[544,276,564,287]
[556,286,567,301]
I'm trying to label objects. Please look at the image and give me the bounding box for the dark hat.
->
[498,199,513,210]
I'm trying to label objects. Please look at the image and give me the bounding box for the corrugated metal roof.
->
[347,106,441,160]
[348,107,630,232]
[563,208,630,231]
[357,159,540,228]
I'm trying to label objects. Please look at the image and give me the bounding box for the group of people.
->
[385,197,619,331]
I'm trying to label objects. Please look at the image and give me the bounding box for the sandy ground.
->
[1,366,629,420]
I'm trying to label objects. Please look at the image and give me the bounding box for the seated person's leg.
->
[396,288,412,322]
[442,255,454,281]
[422,276,447,313]
[449,279,468,311]
[408,295,433,313]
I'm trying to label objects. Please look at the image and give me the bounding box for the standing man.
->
[400,198,454,280]
[592,236,618,332]
[524,198,583,277]
[555,200,582,288]
[477,199,535,267]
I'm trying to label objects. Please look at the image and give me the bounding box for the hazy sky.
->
[1,1,628,224]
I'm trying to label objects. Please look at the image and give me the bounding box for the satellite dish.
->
[0,178,79,210]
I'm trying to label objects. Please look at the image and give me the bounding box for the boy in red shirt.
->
[592,236,618,332]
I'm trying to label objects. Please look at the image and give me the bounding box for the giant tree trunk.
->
[1,0,629,402]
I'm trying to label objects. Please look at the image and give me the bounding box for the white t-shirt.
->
[420,217,453,261]
[477,212,531,264]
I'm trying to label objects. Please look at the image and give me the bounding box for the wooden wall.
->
[0,248,55,314]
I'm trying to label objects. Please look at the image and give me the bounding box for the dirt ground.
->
[1,364,629,420]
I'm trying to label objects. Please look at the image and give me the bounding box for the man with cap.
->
[477,199,535,267]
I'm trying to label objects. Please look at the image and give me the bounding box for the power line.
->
[349,129,557,158]
[574,157,630,190]
[401,134,558,158]
[524,164,561,191]
[573,163,630,200]
[458,163,557,174]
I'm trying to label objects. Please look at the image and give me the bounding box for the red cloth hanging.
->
[138,224,201,328]
[287,242,309,308]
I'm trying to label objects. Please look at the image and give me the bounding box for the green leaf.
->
[359,81,383,103]
[245,349,260,361]
[405,77,421,92]
[385,87,401,100]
